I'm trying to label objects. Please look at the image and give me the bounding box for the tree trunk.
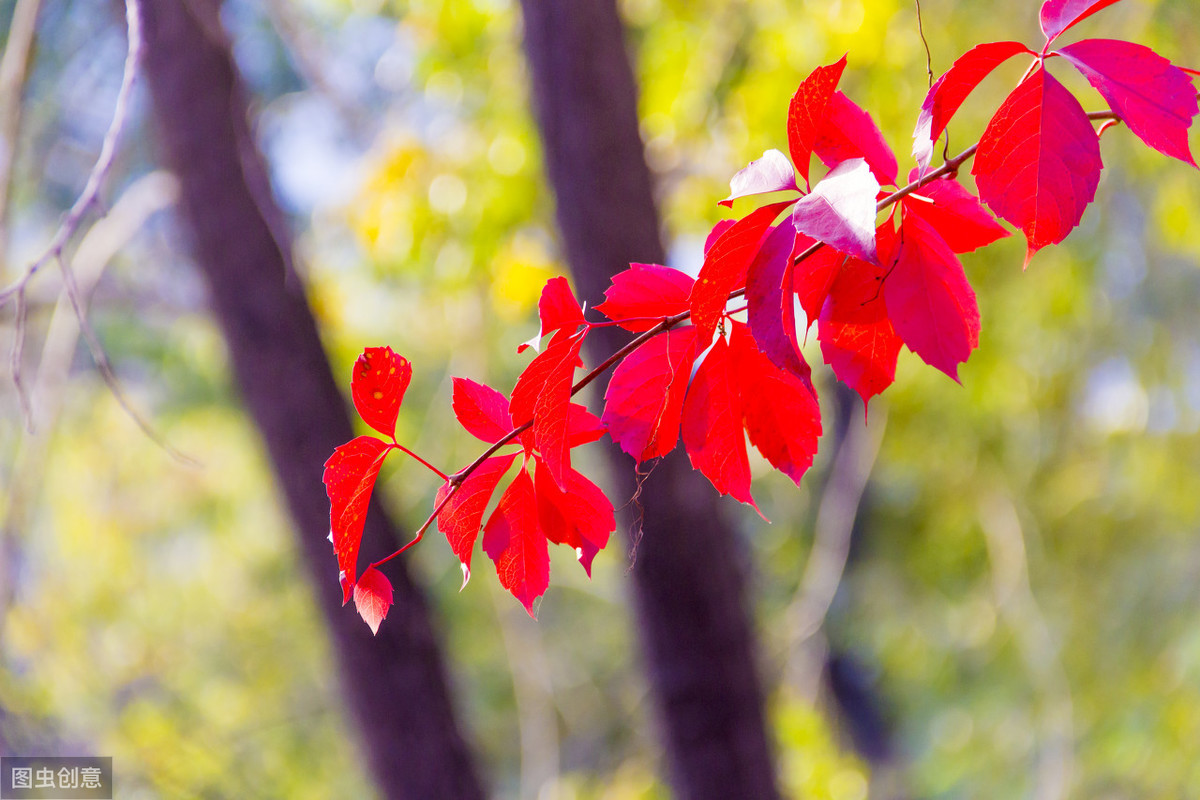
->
[517,1,782,797]
[139,2,485,798]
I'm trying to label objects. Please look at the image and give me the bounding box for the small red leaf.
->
[324,436,393,604]
[452,377,513,444]
[594,263,695,332]
[720,149,800,207]
[792,237,846,331]
[351,347,412,438]
[534,462,614,577]
[818,230,903,405]
[511,333,586,487]
[745,223,811,383]
[566,403,605,447]
[704,220,737,255]
[681,337,757,509]
[690,200,794,345]
[791,158,880,265]
[1040,0,1123,44]
[602,327,699,463]
[353,566,394,635]
[973,67,1102,266]
[730,322,822,486]
[1058,39,1198,167]
[483,468,549,617]
[436,453,517,589]
[912,41,1033,168]
[901,171,1009,253]
[884,215,981,380]
[788,56,847,188]
[815,91,899,185]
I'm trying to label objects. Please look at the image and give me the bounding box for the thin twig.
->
[0,0,143,307]
[0,0,44,262]
[10,286,31,427]
[914,0,934,89]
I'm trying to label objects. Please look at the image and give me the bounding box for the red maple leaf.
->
[436,453,517,589]
[814,91,898,185]
[973,66,1102,266]
[511,332,586,487]
[690,200,794,345]
[681,336,758,510]
[818,226,903,404]
[534,462,614,577]
[912,41,1035,168]
[351,346,412,439]
[730,322,822,487]
[788,55,847,189]
[900,171,1009,253]
[324,435,393,604]
[720,149,799,207]
[1056,39,1198,167]
[1040,0,1123,45]
[745,223,812,384]
[594,263,694,332]
[483,467,549,617]
[883,214,981,381]
[791,158,881,265]
[452,377,514,444]
[519,276,587,354]
[602,327,699,463]
[353,566,394,635]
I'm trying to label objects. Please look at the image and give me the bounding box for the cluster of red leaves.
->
[325,0,1197,632]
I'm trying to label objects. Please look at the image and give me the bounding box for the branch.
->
[371,106,1125,568]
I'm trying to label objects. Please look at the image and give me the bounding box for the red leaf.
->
[534,462,614,577]
[690,200,794,345]
[912,41,1034,168]
[1040,0,1123,44]
[818,230,903,405]
[901,170,1009,253]
[519,277,588,354]
[324,436,393,604]
[436,453,517,588]
[792,237,846,331]
[730,322,822,486]
[704,220,737,255]
[973,67,1102,266]
[788,56,847,189]
[720,149,800,208]
[1058,39,1198,167]
[510,333,586,487]
[594,263,694,332]
[791,158,881,265]
[566,403,605,447]
[351,347,412,438]
[815,91,899,185]
[884,215,981,380]
[602,327,699,463]
[483,468,549,617]
[745,223,812,383]
[452,377,513,444]
[353,566,394,635]
[681,337,757,509]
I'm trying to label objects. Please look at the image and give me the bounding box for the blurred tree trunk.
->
[517,1,782,798]
[139,2,485,798]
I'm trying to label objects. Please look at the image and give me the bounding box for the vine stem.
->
[370,107,1125,571]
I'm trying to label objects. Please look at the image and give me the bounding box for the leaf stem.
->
[392,441,449,481]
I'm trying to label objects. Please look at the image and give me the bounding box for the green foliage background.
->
[1,0,1198,797]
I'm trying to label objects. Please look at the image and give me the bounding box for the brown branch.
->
[374,106,1125,566]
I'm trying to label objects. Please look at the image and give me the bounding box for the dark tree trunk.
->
[516,1,782,797]
[139,2,485,798]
